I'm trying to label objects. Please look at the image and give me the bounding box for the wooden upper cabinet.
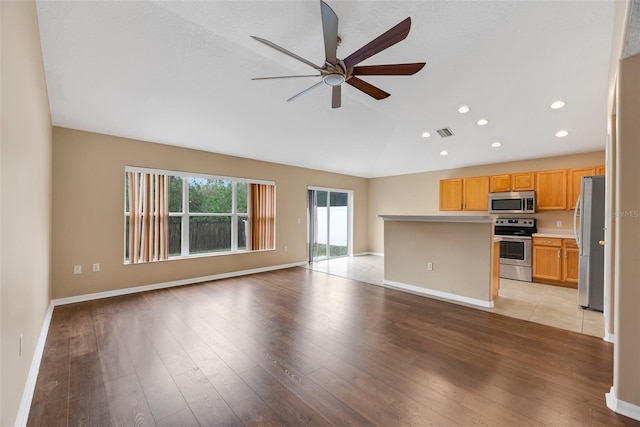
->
[463,176,489,210]
[489,172,535,193]
[596,165,606,175]
[490,174,511,193]
[439,179,463,211]
[568,167,596,210]
[536,169,567,210]
[511,172,535,191]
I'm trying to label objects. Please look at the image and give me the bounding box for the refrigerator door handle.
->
[573,193,581,251]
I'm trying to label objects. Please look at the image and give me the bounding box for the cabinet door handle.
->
[557,250,560,258]
[564,250,567,258]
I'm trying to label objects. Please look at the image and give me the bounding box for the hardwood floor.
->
[28,267,638,426]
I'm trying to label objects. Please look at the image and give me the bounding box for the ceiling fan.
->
[251,1,426,109]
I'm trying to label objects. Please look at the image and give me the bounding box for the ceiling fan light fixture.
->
[550,100,567,109]
[323,74,345,86]
[458,105,470,113]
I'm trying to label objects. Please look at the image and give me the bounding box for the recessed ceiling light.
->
[491,141,502,148]
[555,130,569,137]
[458,105,470,113]
[421,131,431,138]
[440,150,448,156]
[477,119,489,126]
[550,100,567,109]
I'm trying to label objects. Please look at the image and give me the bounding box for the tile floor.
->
[304,254,605,338]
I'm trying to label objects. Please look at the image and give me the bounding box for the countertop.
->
[378,215,494,223]
[533,232,575,239]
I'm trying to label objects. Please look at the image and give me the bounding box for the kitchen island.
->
[379,215,497,308]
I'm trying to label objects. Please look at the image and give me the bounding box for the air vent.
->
[436,127,454,138]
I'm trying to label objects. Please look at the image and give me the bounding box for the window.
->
[125,167,274,263]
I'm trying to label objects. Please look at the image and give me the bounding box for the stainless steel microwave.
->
[488,191,536,214]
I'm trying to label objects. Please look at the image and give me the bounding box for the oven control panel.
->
[495,218,536,227]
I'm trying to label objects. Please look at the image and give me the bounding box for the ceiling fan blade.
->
[343,17,412,70]
[352,62,426,76]
[320,0,339,65]
[345,76,390,100]
[332,86,341,109]
[287,81,324,103]
[251,36,321,70]
[252,75,321,80]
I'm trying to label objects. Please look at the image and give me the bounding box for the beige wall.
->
[368,151,605,254]
[0,1,53,425]
[613,53,640,411]
[51,127,368,299]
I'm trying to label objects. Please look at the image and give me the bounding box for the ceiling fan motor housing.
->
[323,74,345,86]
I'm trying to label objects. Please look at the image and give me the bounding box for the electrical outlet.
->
[73,265,82,275]
[556,220,563,228]
[92,263,100,272]
[427,262,433,271]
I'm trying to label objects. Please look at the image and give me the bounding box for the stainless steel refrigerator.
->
[573,175,605,311]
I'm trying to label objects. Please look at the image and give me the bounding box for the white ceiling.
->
[36,0,617,178]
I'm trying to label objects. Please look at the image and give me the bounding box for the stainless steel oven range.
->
[494,218,537,282]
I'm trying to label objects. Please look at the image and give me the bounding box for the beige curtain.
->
[249,184,275,250]
[127,172,169,263]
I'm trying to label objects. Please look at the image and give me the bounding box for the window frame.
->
[124,166,275,264]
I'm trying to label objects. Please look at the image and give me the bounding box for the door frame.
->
[307,186,353,262]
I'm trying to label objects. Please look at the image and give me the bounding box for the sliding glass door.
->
[308,188,352,262]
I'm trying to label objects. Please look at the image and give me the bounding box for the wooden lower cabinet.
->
[533,239,562,282]
[562,239,579,285]
[533,237,578,288]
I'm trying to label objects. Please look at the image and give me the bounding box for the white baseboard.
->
[606,386,640,421]
[604,332,614,343]
[382,279,494,309]
[352,252,383,257]
[15,301,55,427]
[51,261,307,307]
